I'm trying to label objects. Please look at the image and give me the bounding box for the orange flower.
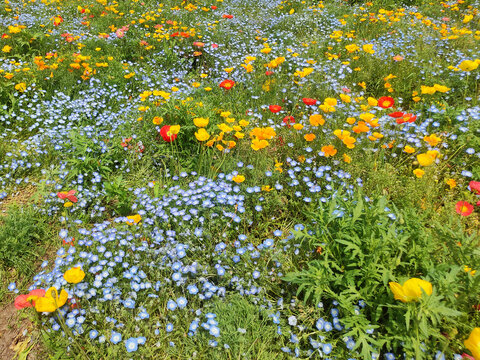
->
[309,114,325,126]
[304,133,316,142]
[321,145,337,157]
[219,79,235,90]
[352,121,369,133]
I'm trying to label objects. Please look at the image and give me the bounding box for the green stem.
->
[55,310,90,360]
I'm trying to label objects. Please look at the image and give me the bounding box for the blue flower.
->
[209,326,220,337]
[166,323,174,332]
[167,300,177,311]
[110,331,122,344]
[176,297,188,309]
[125,337,138,353]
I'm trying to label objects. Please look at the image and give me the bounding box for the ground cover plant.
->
[1,0,480,358]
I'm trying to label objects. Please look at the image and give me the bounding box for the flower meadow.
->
[1,0,480,358]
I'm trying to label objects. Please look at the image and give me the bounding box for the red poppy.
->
[212,43,218,49]
[283,116,295,128]
[222,14,233,19]
[160,125,178,142]
[14,289,46,309]
[57,190,78,203]
[53,15,64,26]
[388,111,404,118]
[462,353,475,360]
[395,113,416,124]
[269,105,282,113]
[455,201,474,216]
[211,5,217,10]
[219,79,235,90]
[302,98,317,106]
[265,70,274,76]
[378,96,394,109]
[469,181,480,195]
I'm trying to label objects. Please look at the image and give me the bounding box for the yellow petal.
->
[389,282,407,303]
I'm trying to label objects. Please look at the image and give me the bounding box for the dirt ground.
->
[0,303,38,360]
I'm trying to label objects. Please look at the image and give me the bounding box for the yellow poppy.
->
[195,128,210,142]
[35,287,68,313]
[389,278,432,303]
[464,328,480,359]
[64,267,85,284]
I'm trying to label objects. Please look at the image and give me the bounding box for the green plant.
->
[0,206,50,276]
[283,194,477,358]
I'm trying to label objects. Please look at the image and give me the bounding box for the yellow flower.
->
[367,97,378,107]
[343,153,351,163]
[217,123,233,133]
[64,201,73,208]
[193,117,209,127]
[463,14,473,23]
[251,138,269,151]
[362,44,375,54]
[126,214,141,225]
[433,84,450,93]
[2,45,12,53]
[459,60,479,72]
[464,328,480,360]
[417,153,436,167]
[346,117,356,125]
[309,114,325,126]
[293,123,304,130]
[446,178,456,189]
[420,85,436,95]
[232,175,245,183]
[389,278,432,303]
[35,287,68,313]
[14,83,26,92]
[423,134,441,147]
[169,125,180,135]
[304,133,316,142]
[404,146,415,154]
[152,116,163,125]
[413,169,425,178]
[63,267,85,284]
[261,185,272,192]
[339,94,351,103]
[345,44,359,53]
[464,265,476,276]
[195,128,210,142]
